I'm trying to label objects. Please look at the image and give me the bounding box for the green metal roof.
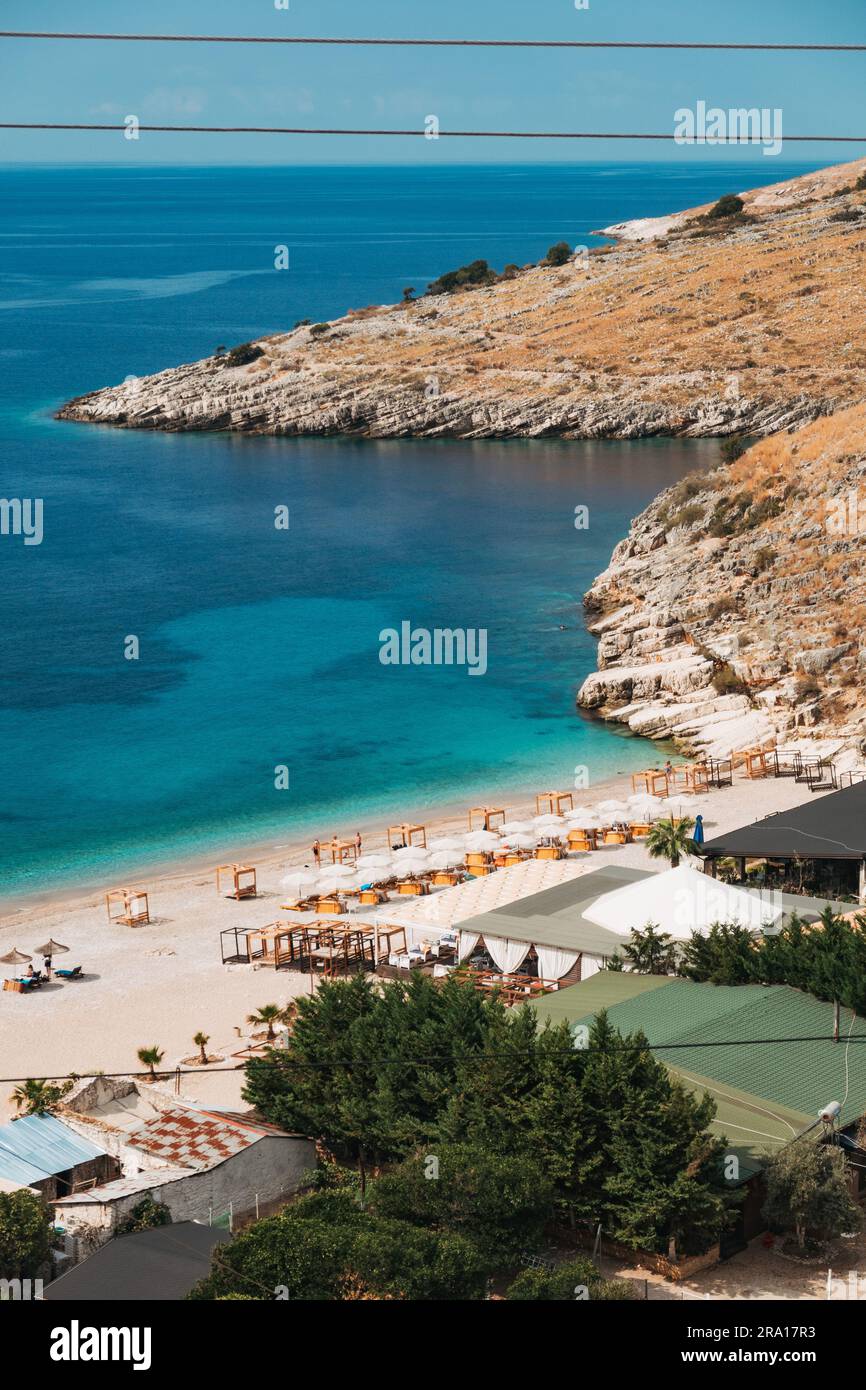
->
[532,975,866,1181]
[456,865,646,954]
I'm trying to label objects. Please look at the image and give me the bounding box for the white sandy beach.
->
[0,768,841,1119]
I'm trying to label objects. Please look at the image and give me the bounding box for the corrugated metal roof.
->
[55,1168,191,1205]
[702,780,866,860]
[533,975,866,1181]
[126,1107,264,1171]
[0,1113,107,1187]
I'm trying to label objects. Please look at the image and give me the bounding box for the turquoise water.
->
[0,162,820,900]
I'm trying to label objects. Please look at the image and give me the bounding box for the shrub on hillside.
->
[708,194,745,220]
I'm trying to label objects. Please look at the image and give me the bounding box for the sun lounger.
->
[54,965,82,980]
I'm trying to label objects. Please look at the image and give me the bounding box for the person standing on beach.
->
[354,831,362,857]
[312,839,321,866]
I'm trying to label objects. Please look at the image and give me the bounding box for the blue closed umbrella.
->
[692,814,705,846]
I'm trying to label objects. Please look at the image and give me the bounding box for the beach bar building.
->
[699,781,866,902]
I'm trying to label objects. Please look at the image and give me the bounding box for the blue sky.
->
[0,0,864,164]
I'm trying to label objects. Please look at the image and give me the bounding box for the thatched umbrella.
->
[0,947,31,966]
[0,948,33,981]
[33,938,68,978]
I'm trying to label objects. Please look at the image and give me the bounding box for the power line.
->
[4,1033,866,1083]
[1,32,864,52]
[1,123,864,143]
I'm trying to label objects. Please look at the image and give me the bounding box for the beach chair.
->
[54,965,82,981]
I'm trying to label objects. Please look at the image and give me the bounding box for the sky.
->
[0,0,864,164]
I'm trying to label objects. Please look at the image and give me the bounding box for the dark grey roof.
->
[43,1222,229,1302]
[701,782,866,861]
[457,865,647,953]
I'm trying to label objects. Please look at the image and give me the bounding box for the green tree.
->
[136,1046,164,1079]
[679,922,758,985]
[645,816,695,868]
[370,1143,553,1266]
[188,1188,486,1301]
[545,241,573,266]
[193,1032,210,1064]
[762,1139,862,1249]
[0,1190,51,1280]
[708,194,745,219]
[622,924,679,975]
[11,1077,72,1115]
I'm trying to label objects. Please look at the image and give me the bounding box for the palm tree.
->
[623,924,679,976]
[247,1004,281,1042]
[12,1077,71,1115]
[137,1045,164,1080]
[193,1032,210,1065]
[645,816,695,868]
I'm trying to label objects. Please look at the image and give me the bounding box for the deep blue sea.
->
[0,161,821,901]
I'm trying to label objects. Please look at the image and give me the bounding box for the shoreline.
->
[0,737,683,924]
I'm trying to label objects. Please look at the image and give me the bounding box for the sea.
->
[0,161,821,900]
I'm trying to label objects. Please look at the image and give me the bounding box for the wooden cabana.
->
[387,822,427,849]
[324,838,357,865]
[668,764,710,795]
[734,747,771,780]
[468,806,506,832]
[105,887,150,928]
[272,923,408,975]
[535,791,574,817]
[631,769,670,797]
[215,863,257,900]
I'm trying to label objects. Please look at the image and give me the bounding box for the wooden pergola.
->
[271,923,408,975]
[387,822,427,849]
[667,764,710,794]
[468,806,506,832]
[215,864,257,900]
[631,769,670,797]
[105,887,150,927]
[324,838,358,865]
[535,791,574,817]
[734,748,771,779]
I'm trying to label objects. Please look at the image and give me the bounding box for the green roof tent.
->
[532,973,866,1182]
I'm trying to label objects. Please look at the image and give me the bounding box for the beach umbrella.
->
[322,861,357,878]
[428,836,466,853]
[692,814,705,846]
[429,850,462,870]
[280,869,319,895]
[355,852,393,871]
[597,799,630,814]
[465,830,501,851]
[499,820,535,836]
[33,938,69,957]
[393,843,430,859]
[316,874,350,896]
[0,948,31,969]
[500,833,537,851]
[533,813,566,828]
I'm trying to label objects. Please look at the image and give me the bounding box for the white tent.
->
[583,864,783,940]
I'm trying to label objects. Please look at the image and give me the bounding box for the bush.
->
[668,504,704,529]
[544,241,573,267]
[754,546,777,574]
[116,1196,171,1236]
[712,664,748,696]
[0,1190,51,1280]
[708,194,745,220]
[426,259,497,295]
[224,341,264,368]
[720,434,751,465]
[706,595,739,619]
[506,1256,634,1301]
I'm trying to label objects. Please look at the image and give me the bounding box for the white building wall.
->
[56,1136,316,1244]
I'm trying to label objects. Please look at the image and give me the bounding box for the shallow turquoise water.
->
[0,162,818,899]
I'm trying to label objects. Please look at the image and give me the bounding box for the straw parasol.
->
[499,820,535,836]
[356,853,393,871]
[0,948,31,966]
[465,830,502,852]
[34,939,68,958]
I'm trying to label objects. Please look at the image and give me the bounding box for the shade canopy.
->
[280,870,319,895]
[0,948,32,966]
[583,864,783,940]
[34,939,69,957]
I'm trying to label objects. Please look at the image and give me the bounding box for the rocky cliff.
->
[576,403,866,763]
[58,159,866,442]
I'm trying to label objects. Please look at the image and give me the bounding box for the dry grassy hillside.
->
[59,160,866,440]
